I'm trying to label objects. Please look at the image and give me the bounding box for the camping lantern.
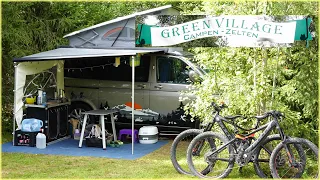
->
[130,54,140,67]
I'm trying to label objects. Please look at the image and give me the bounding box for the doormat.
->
[2,138,168,160]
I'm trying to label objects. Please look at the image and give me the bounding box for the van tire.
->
[69,102,93,127]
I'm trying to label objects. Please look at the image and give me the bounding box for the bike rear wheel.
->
[270,137,318,179]
[170,129,203,175]
[187,132,234,178]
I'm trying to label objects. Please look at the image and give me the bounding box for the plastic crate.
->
[14,130,39,147]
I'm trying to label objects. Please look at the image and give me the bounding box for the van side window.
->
[157,57,189,84]
[64,55,150,82]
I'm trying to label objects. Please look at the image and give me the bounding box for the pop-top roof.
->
[13,47,168,62]
[63,5,178,38]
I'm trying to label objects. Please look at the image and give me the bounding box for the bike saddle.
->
[224,115,243,120]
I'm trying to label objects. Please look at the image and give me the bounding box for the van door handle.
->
[154,85,163,89]
[137,84,146,88]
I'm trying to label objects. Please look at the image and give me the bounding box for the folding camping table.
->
[78,109,118,150]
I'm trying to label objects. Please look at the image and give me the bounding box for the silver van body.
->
[64,50,204,134]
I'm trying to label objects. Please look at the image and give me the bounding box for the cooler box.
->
[138,126,158,144]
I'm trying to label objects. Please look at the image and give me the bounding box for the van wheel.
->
[69,102,93,128]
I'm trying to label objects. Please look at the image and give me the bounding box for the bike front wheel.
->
[186,131,235,178]
[170,129,203,175]
[269,137,318,179]
[253,134,305,178]
[253,134,282,178]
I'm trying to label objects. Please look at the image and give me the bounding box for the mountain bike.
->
[170,103,293,178]
[186,110,318,178]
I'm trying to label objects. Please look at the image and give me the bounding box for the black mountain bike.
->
[171,103,293,178]
[186,110,318,178]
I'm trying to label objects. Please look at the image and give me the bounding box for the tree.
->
[181,1,318,143]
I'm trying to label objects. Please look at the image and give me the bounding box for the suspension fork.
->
[204,121,215,132]
[192,139,207,156]
[277,123,299,167]
[192,136,218,156]
[192,121,216,155]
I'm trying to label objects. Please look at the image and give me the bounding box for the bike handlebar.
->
[262,110,285,119]
[211,101,285,120]
[211,102,227,112]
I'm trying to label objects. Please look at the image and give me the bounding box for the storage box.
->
[138,126,158,144]
[14,130,39,147]
[85,137,106,148]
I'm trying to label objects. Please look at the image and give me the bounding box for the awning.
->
[13,47,167,62]
[12,46,171,154]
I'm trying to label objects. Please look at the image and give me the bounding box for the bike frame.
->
[208,113,288,163]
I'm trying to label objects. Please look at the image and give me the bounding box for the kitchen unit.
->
[25,102,70,142]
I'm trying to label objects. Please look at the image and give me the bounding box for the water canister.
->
[36,132,46,149]
[21,118,43,132]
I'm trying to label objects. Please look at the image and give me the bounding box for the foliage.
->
[180,1,318,143]
[180,1,318,16]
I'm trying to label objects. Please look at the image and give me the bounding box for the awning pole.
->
[131,56,135,155]
[13,63,18,145]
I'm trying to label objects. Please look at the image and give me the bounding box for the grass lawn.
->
[1,132,261,179]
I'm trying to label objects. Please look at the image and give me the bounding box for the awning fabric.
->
[14,61,64,129]
[13,48,166,62]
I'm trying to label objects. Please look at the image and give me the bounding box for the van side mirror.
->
[188,70,200,82]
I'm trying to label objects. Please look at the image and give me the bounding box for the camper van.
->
[60,5,206,135]
[64,48,205,135]
[12,6,207,138]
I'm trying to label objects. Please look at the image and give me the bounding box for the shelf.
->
[25,102,70,109]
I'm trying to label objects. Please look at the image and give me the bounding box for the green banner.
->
[136,17,312,46]
[136,24,155,46]
[294,18,312,41]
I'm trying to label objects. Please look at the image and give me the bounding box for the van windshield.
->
[171,51,207,76]
[183,56,207,76]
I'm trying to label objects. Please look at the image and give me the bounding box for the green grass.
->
[1,135,264,179]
